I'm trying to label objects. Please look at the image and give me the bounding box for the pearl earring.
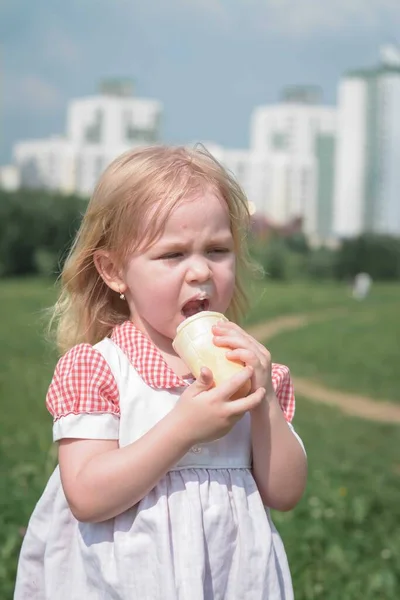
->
[119,288,125,301]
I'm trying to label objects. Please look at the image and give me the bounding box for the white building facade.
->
[249,89,337,242]
[14,137,76,193]
[13,80,162,196]
[333,47,400,238]
[201,88,337,243]
[199,142,271,216]
[10,81,341,243]
[0,165,20,191]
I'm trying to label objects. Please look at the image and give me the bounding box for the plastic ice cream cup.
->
[172,311,251,400]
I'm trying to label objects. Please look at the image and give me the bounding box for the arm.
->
[250,393,307,511]
[59,366,264,523]
[212,321,307,511]
[59,408,193,523]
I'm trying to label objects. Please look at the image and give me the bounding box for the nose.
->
[185,255,212,283]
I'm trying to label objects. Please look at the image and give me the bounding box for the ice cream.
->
[173,311,251,400]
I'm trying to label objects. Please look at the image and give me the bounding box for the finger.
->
[225,348,259,367]
[215,336,271,367]
[212,324,247,339]
[208,365,253,400]
[212,321,242,333]
[213,324,268,352]
[213,335,269,355]
[212,322,258,344]
[193,367,214,390]
[213,334,253,350]
[228,387,266,414]
[214,337,265,364]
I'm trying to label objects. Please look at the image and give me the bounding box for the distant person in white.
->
[352,272,372,301]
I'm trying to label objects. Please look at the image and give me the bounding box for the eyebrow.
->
[162,235,232,245]
[152,236,234,251]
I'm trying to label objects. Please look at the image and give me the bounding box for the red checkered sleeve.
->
[46,344,120,433]
[271,363,295,423]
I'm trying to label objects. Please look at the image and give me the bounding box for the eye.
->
[159,252,183,260]
[208,247,230,254]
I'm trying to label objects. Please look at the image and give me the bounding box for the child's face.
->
[122,188,236,350]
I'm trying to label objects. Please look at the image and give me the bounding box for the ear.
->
[93,250,126,295]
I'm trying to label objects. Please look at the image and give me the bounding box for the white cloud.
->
[249,0,400,35]
[133,0,232,30]
[172,0,400,35]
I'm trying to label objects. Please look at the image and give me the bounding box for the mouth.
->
[181,297,210,318]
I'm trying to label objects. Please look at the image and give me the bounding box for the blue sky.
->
[1,0,399,163]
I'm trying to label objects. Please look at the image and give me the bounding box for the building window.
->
[48,152,56,173]
[300,168,309,211]
[85,109,103,143]
[95,156,103,180]
[122,110,158,143]
[271,131,288,151]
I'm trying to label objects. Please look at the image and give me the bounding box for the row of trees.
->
[0,189,86,277]
[1,189,400,280]
[252,232,400,281]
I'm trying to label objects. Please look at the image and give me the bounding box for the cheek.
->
[216,259,236,290]
[224,257,236,282]
[140,272,181,305]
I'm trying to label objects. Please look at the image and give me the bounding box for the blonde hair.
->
[52,145,256,353]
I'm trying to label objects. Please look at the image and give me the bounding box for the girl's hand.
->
[212,321,274,397]
[175,366,265,445]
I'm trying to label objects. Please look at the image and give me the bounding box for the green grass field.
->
[275,399,400,599]
[1,278,399,599]
[269,298,400,402]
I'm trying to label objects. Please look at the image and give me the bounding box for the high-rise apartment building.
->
[200,142,271,216]
[250,86,337,241]
[333,46,400,238]
[201,88,337,243]
[13,79,162,195]
[67,79,161,148]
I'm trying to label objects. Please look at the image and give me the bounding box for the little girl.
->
[15,146,307,600]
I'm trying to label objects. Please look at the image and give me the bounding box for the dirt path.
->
[246,308,348,341]
[247,310,400,425]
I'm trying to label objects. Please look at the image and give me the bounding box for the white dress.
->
[14,322,303,600]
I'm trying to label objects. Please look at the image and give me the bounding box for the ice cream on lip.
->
[180,290,211,318]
